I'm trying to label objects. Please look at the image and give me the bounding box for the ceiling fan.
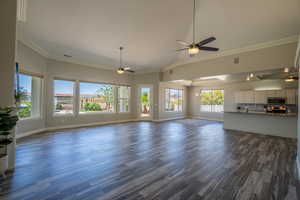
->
[177,0,219,56]
[117,47,134,74]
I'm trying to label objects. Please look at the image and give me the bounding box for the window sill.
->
[118,112,131,114]
[79,112,116,115]
[53,113,75,118]
[19,116,43,122]
[164,111,183,113]
[199,111,224,113]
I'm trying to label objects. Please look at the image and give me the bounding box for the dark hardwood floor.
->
[0,119,298,200]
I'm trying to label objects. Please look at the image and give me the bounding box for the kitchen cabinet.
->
[235,90,254,103]
[254,91,267,104]
[286,89,297,104]
[235,89,298,105]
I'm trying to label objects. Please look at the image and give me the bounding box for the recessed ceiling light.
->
[64,54,72,58]
[284,67,289,73]
[249,73,254,78]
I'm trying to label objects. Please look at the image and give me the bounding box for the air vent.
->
[17,0,27,22]
[234,57,239,64]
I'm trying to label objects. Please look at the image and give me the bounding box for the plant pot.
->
[0,155,8,174]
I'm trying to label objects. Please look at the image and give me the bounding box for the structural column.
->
[0,0,17,170]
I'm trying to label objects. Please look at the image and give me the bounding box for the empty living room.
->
[1,0,300,199]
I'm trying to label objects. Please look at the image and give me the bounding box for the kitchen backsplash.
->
[237,103,298,113]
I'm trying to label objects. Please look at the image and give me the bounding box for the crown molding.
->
[162,35,300,72]
[18,39,50,59]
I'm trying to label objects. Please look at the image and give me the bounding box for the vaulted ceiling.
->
[19,0,300,72]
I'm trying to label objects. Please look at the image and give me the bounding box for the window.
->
[200,89,224,112]
[165,89,183,112]
[54,80,75,115]
[80,82,115,113]
[117,86,130,113]
[17,74,42,119]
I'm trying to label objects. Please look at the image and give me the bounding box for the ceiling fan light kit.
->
[176,0,219,56]
[188,46,200,55]
[116,47,134,74]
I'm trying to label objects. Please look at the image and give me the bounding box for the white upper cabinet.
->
[235,89,297,105]
[254,91,267,104]
[286,89,297,104]
[235,90,254,103]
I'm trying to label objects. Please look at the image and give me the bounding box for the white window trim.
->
[117,86,131,113]
[199,89,224,113]
[78,82,117,114]
[52,79,76,117]
[165,88,184,112]
[18,73,43,119]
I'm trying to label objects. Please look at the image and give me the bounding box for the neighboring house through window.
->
[165,88,183,112]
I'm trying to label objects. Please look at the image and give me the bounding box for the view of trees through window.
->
[141,88,150,116]
[17,74,42,118]
[200,89,224,112]
[80,82,114,113]
[18,74,32,118]
[54,80,74,114]
[165,89,183,112]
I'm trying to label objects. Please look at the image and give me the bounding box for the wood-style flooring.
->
[0,119,298,200]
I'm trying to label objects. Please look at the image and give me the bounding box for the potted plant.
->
[0,107,18,176]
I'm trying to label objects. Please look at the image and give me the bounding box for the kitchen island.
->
[224,111,297,138]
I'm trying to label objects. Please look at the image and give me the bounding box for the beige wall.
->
[0,0,17,170]
[16,42,47,134]
[163,43,298,81]
[0,0,17,107]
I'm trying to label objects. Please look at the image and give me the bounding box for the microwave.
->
[267,97,286,105]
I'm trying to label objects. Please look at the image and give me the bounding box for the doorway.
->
[138,85,153,120]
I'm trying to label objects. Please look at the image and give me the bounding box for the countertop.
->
[224,111,297,117]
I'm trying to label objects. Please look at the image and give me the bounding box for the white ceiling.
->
[19,0,300,72]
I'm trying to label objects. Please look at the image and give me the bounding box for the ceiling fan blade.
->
[124,67,131,70]
[125,70,135,73]
[198,46,219,51]
[196,37,216,47]
[176,40,190,46]
[176,48,189,51]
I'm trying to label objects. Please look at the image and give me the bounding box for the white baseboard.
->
[17,119,139,139]
[153,116,187,122]
[16,128,47,139]
[297,156,300,180]
[189,116,224,122]
[46,119,139,131]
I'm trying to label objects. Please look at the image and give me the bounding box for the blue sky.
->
[19,76,111,95]
[19,74,32,93]
[54,80,108,94]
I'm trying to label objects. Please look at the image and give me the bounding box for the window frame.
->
[53,78,76,116]
[199,89,224,113]
[164,88,184,113]
[17,72,43,120]
[117,85,131,113]
[79,81,117,114]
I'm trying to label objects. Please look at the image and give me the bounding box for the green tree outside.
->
[96,86,114,111]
